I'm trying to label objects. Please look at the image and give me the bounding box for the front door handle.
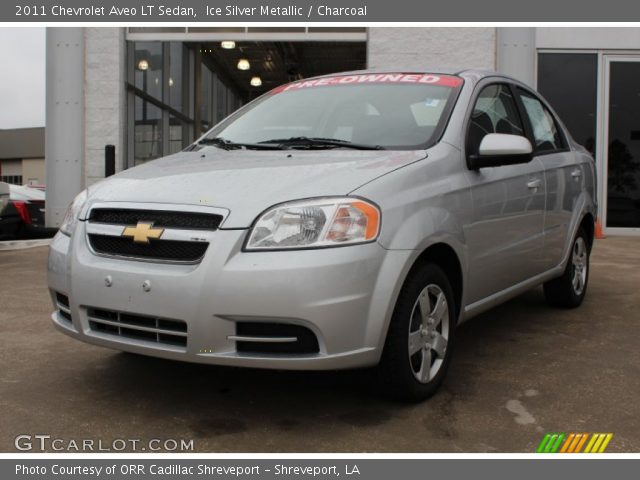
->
[571,169,582,179]
[527,178,542,190]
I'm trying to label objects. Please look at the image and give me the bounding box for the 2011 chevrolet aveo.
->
[48,69,596,401]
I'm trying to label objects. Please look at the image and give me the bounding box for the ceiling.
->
[200,41,367,100]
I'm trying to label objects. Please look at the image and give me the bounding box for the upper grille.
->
[88,234,208,262]
[90,208,223,230]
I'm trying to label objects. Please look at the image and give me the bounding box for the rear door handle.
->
[571,169,582,179]
[527,179,542,190]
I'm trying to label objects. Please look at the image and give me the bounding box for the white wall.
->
[537,27,640,50]
[45,28,85,227]
[367,27,496,70]
[497,28,536,87]
[22,158,46,185]
[84,28,127,186]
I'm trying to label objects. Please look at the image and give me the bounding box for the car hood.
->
[85,148,426,228]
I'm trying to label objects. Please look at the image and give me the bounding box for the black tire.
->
[543,227,590,308]
[376,263,457,402]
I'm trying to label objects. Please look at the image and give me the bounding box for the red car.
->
[0,184,57,239]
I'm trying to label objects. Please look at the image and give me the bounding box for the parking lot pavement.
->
[0,239,51,251]
[1,238,639,453]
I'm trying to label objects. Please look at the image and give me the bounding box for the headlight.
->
[59,189,88,236]
[245,197,380,250]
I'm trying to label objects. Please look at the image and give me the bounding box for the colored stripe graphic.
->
[560,433,588,453]
[536,434,553,453]
[536,433,565,453]
[573,433,590,453]
[584,433,614,453]
[537,433,613,453]
[559,433,576,453]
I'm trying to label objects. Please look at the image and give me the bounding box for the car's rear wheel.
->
[376,263,456,402]
[543,227,590,308]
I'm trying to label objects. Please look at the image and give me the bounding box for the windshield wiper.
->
[199,137,286,150]
[259,137,384,150]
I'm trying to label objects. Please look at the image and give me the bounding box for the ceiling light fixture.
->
[221,41,236,49]
[137,59,149,71]
[237,59,250,71]
[250,76,262,87]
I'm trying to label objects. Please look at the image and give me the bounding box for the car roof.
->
[295,68,521,87]
[9,184,45,201]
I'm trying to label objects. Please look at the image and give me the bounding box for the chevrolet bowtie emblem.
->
[121,222,164,244]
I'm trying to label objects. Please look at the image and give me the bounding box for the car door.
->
[516,88,582,271]
[464,82,547,304]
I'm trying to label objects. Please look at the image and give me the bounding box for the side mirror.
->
[468,133,533,170]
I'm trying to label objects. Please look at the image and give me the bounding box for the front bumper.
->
[47,223,412,370]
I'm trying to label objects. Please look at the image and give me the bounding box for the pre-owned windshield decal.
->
[271,73,463,93]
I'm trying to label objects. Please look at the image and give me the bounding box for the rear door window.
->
[518,89,565,153]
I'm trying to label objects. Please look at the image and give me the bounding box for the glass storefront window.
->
[606,60,640,229]
[128,40,243,166]
[215,75,227,124]
[200,65,213,133]
[169,42,185,113]
[537,53,598,156]
[134,42,163,101]
[199,67,243,134]
[169,116,185,155]
[134,96,162,165]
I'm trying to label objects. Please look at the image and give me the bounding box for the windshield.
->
[201,73,463,150]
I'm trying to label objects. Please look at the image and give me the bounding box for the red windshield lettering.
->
[271,73,462,94]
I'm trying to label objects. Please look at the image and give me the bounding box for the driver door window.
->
[468,84,525,156]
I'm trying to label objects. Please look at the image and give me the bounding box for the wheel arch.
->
[400,242,464,321]
[579,212,595,251]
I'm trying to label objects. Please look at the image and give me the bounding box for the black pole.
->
[105,145,116,177]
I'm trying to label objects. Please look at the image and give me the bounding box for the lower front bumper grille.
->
[54,292,73,324]
[233,322,320,355]
[87,307,188,349]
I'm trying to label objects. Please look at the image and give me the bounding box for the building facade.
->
[0,127,45,186]
[46,27,640,235]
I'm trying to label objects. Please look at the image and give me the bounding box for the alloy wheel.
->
[408,284,450,384]
[571,237,588,296]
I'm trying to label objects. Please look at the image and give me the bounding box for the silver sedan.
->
[48,69,596,401]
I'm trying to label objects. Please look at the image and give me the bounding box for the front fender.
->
[352,144,473,342]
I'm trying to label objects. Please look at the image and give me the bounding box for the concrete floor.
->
[1,238,639,453]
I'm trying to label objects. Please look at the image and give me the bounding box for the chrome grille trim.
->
[87,307,188,350]
[82,202,228,264]
[91,317,187,338]
[83,201,229,221]
[90,208,223,230]
[227,335,298,343]
[85,222,212,243]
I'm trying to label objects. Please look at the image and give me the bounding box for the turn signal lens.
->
[59,189,88,237]
[246,197,380,250]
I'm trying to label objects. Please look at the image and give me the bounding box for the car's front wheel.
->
[376,263,456,402]
[543,227,591,308]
